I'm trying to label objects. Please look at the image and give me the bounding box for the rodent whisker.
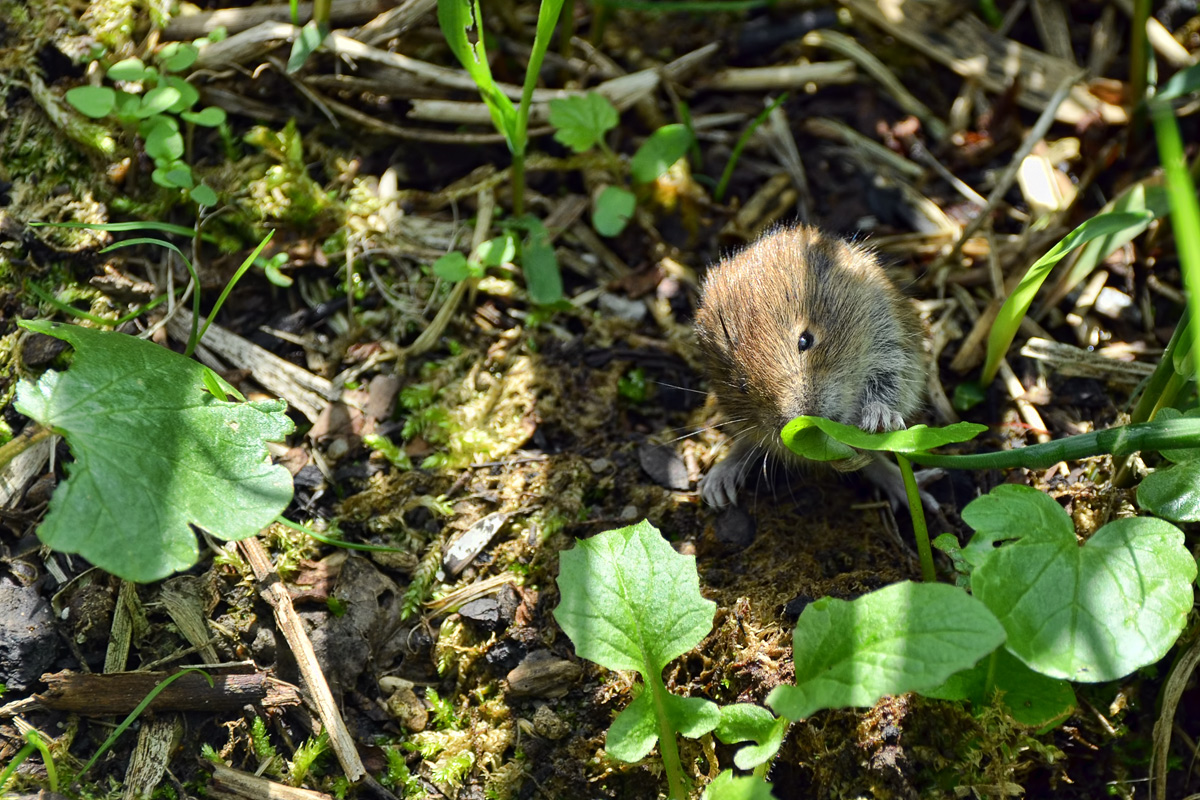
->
[651,380,709,396]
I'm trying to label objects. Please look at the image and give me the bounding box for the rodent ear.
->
[797,330,815,353]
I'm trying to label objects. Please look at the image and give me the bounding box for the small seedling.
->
[554,520,720,799]
[1136,407,1200,520]
[66,42,226,205]
[548,91,695,237]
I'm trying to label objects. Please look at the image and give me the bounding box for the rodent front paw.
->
[701,458,744,509]
[860,402,906,433]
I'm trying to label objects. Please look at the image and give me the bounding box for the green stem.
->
[647,671,688,799]
[897,455,935,582]
[0,424,52,473]
[907,418,1200,470]
[715,93,788,203]
[512,150,526,217]
[26,732,57,792]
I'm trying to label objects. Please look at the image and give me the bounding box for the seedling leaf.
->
[522,237,562,305]
[782,416,986,459]
[593,186,636,237]
[137,86,182,118]
[161,75,200,113]
[968,492,1196,682]
[475,233,516,267]
[157,42,199,73]
[631,124,694,183]
[287,20,330,74]
[549,92,619,152]
[703,771,776,800]
[190,183,219,207]
[554,520,719,761]
[14,321,295,583]
[927,647,1075,730]
[181,106,227,127]
[715,704,786,769]
[433,252,472,282]
[142,117,184,162]
[107,57,152,82]
[767,581,1005,721]
[66,86,116,118]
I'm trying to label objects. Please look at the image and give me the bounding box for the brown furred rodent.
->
[694,225,925,508]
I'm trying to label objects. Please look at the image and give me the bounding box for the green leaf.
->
[157,42,199,73]
[13,321,295,583]
[436,0,518,143]
[136,86,182,118]
[474,233,516,267]
[926,648,1076,731]
[766,581,1005,722]
[703,771,776,800]
[287,20,330,74]
[181,106,227,127]
[593,186,636,237]
[970,505,1195,682]
[1138,459,1200,522]
[164,166,194,188]
[142,117,184,162]
[66,86,116,118]
[781,416,987,459]
[631,124,694,183]
[549,92,619,153]
[161,75,200,113]
[107,57,152,82]
[432,252,472,282]
[190,183,219,207]
[522,238,563,305]
[1156,62,1200,102]
[554,520,715,674]
[981,211,1156,383]
[554,520,719,760]
[715,704,786,769]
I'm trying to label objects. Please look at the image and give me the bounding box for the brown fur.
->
[695,226,925,491]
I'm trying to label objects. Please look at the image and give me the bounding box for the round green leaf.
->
[136,85,182,118]
[703,771,776,800]
[65,85,116,118]
[630,123,694,183]
[163,166,194,188]
[593,186,636,237]
[190,183,218,207]
[143,119,184,162]
[181,106,227,127]
[432,252,471,282]
[157,42,199,73]
[107,57,152,82]
[161,75,200,113]
[972,515,1196,682]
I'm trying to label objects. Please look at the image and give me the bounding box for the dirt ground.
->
[1,0,1198,797]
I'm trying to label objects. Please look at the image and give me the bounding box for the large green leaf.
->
[926,647,1075,730]
[767,582,1005,721]
[14,321,294,582]
[967,486,1196,682]
[781,416,986,459]
[554,520,719,760]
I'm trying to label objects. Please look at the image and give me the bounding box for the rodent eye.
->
[797,330,816,353]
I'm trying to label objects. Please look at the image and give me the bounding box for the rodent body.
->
[694,225,926,508]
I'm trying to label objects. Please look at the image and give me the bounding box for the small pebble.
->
[638,443,689,491]
[532,704,570,740]
[619,505,640,522]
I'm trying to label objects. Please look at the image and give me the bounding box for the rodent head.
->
[695,226,908,451]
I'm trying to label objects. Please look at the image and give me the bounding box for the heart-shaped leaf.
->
[14,321,294,583]
[969,489,1195,682]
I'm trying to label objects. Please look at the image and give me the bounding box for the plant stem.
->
[647,671,688,799]
[1129,0,1151,132]
[0,424,52,472]
[907,418,1200,470]
[896,454,935,582]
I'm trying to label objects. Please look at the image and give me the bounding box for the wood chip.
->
[35,670,301,714]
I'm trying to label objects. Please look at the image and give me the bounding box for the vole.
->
[694,225,926,508]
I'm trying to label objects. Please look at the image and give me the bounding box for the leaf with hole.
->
[14,320,294,583]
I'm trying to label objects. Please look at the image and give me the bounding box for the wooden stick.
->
[35,670,301,714]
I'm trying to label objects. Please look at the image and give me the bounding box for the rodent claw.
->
[860,402,905,433]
